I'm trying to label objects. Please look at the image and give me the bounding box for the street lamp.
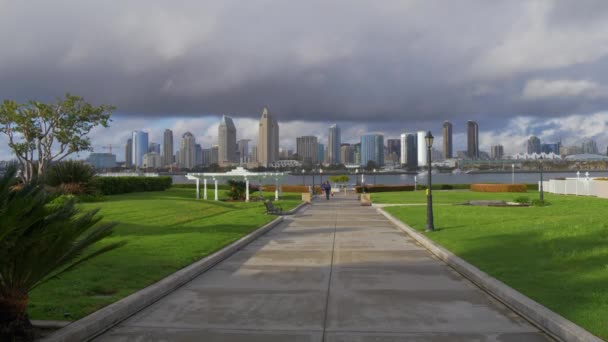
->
[425,131,435,232]
[511,164,515,184]
[373,168,377,185]
[302,168,306,186]
[539,156,544,202]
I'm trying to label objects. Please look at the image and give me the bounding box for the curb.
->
[285,201,309,215]
[377,207,604,342]
[43,215,287,342]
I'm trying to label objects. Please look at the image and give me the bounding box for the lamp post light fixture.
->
[373,168,377,185]
[511,164,515,184]
[302,168,306,186]
[577,170,580,179]
[425,131,435,232]
[539,156,544,202]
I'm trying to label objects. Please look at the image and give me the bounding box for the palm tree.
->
[0,165,124,341]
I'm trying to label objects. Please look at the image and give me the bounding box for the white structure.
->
[542,176,608,198]
[513,152,561,160]
[186,167,286,202]
[143,152,162,168]
[270,160,302,168]
[416,131,427,166]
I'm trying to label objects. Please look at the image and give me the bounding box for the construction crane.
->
[97,144,122,154]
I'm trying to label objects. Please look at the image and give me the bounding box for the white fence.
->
[542,178,608,198]
[97,172,159,177]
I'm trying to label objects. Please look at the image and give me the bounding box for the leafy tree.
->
[0,94,114,184]
[0,165,124,341]
[329,175,349,183]
[226,180,247,201]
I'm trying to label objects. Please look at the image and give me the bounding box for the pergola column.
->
[275,177,279,200]
[214,178,218,201]
[196,178,200,200]
[204,179,208,200]
[245,178,250,202]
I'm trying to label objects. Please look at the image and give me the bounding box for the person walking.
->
[323,181,331,200]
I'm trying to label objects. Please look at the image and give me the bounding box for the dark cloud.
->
[1,0,608,125]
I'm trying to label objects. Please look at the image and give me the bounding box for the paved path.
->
[95,195,552,342]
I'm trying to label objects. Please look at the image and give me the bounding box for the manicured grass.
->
[383,191,608,339]
[28,188,302,321]
[371,189,534,204]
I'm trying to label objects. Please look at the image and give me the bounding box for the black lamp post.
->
[539,156,544,202]
[425,131,435,232]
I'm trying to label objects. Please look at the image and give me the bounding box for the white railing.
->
[97,172,159,177]
[543,178,608,198]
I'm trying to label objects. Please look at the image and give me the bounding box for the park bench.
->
[264,200,283,215]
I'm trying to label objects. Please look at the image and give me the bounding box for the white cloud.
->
[522,79,606,99]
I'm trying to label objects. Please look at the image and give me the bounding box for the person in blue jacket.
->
[322,181,331,200]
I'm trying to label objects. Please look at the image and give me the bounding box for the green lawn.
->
[28,188,302,321]
[382,191,608,339]
[371,189,533,204]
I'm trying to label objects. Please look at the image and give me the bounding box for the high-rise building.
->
[210,145,219,165]
[125,138,133,167]
[162,129,173,166]
[416,131,427,166]
[148,142,160,154]
[195,144,202,167]
[581,139,598,154]
[297,136,318,165]
[250,145,258,163]
[318,143,325,165]
[237,139,250,164]
[360,134,384,167]
[386,139,401,164]
[527,136,541,154]
[541,142,561,154]
[257,107,279,167]
[132,131,149,168]
[180,132,196,169]
[443,121,453,159]
[87,153,116,170]
[467,121,479,159]
[201,148,211,166]
[340,144,353,164]
[490,145,504,159]
[218,115,237,165]
[328,124,341,164]
[400,133,417,167]
[143,152,162,169]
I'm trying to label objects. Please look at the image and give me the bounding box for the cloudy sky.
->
[1,0,608,160]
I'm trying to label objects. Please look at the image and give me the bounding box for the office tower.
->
[125,138,133,167]
[360,134,384,167]
[210,145,219,164]
[581,139,598,154]
[218,115,237,165]
[88,153,117,170]
[318,143,325,165]
[142,152,162,169]
[328,124,341,164]
[297,136,318,165]
[490,145,504,159]
[179,132,196,169]
[195,144,202,167]
[467,121,479,159]
[400,133,418,167]
[541,142,561,154]
[387,139,401,164]
[132,131,149,168]
[416,131,427,166]
[340,143,353,164]
[237,139,250,164]
[250,145,258,163]
[201,148,211,166]
[148,142,160,154]
[257,107,279,167]
[162,129,173,166]
[527,136,541,154]
[443,121,453,159]
[175,150,180,166]
[353,143,361,165]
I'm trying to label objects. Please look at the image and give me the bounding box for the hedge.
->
[417,184,471,190]
[470,183,527,193]
[262,185,323,194]
[356,185,415,193]
[93,176,173,195]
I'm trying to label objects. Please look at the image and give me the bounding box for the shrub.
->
[356,185,415,193]
[470,184,527,193]
[417,184,471,190]
[261,185,322,194]
[531,199,549,207]
[45,161,96,195]
[329,175,349,183]
[93,176,172,195]
[513,196,530,204]
[226,180,246,200]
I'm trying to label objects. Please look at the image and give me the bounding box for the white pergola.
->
[186,167,286,201]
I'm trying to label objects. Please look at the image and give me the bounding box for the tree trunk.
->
[0,293,35,342]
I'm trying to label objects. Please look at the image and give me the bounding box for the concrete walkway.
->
[94,195,552,342]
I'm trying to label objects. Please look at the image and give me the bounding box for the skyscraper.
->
[237,139,250,164]
[340,143,353,164]
[581,139,598,154]
[527,136,541,154]
[195,144,202,167]
[386,139,401,164]
[180,132,196,169]
[360,134,384,167]
[218,115,237,166]
[442,121,453,159]
[257,107,279,167]
[162,129,173,167]
[490,145,504,159]
[328,124,341,164]
[297,136,318,165]
[467,121,479,159]
[125,138,133,167]
[148,142,160,154]
[400,133,417,167]
[132,131,149,168]
[210,145,219,165]
[416,131,427,166]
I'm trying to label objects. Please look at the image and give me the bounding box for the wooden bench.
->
[264,200,283,215]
